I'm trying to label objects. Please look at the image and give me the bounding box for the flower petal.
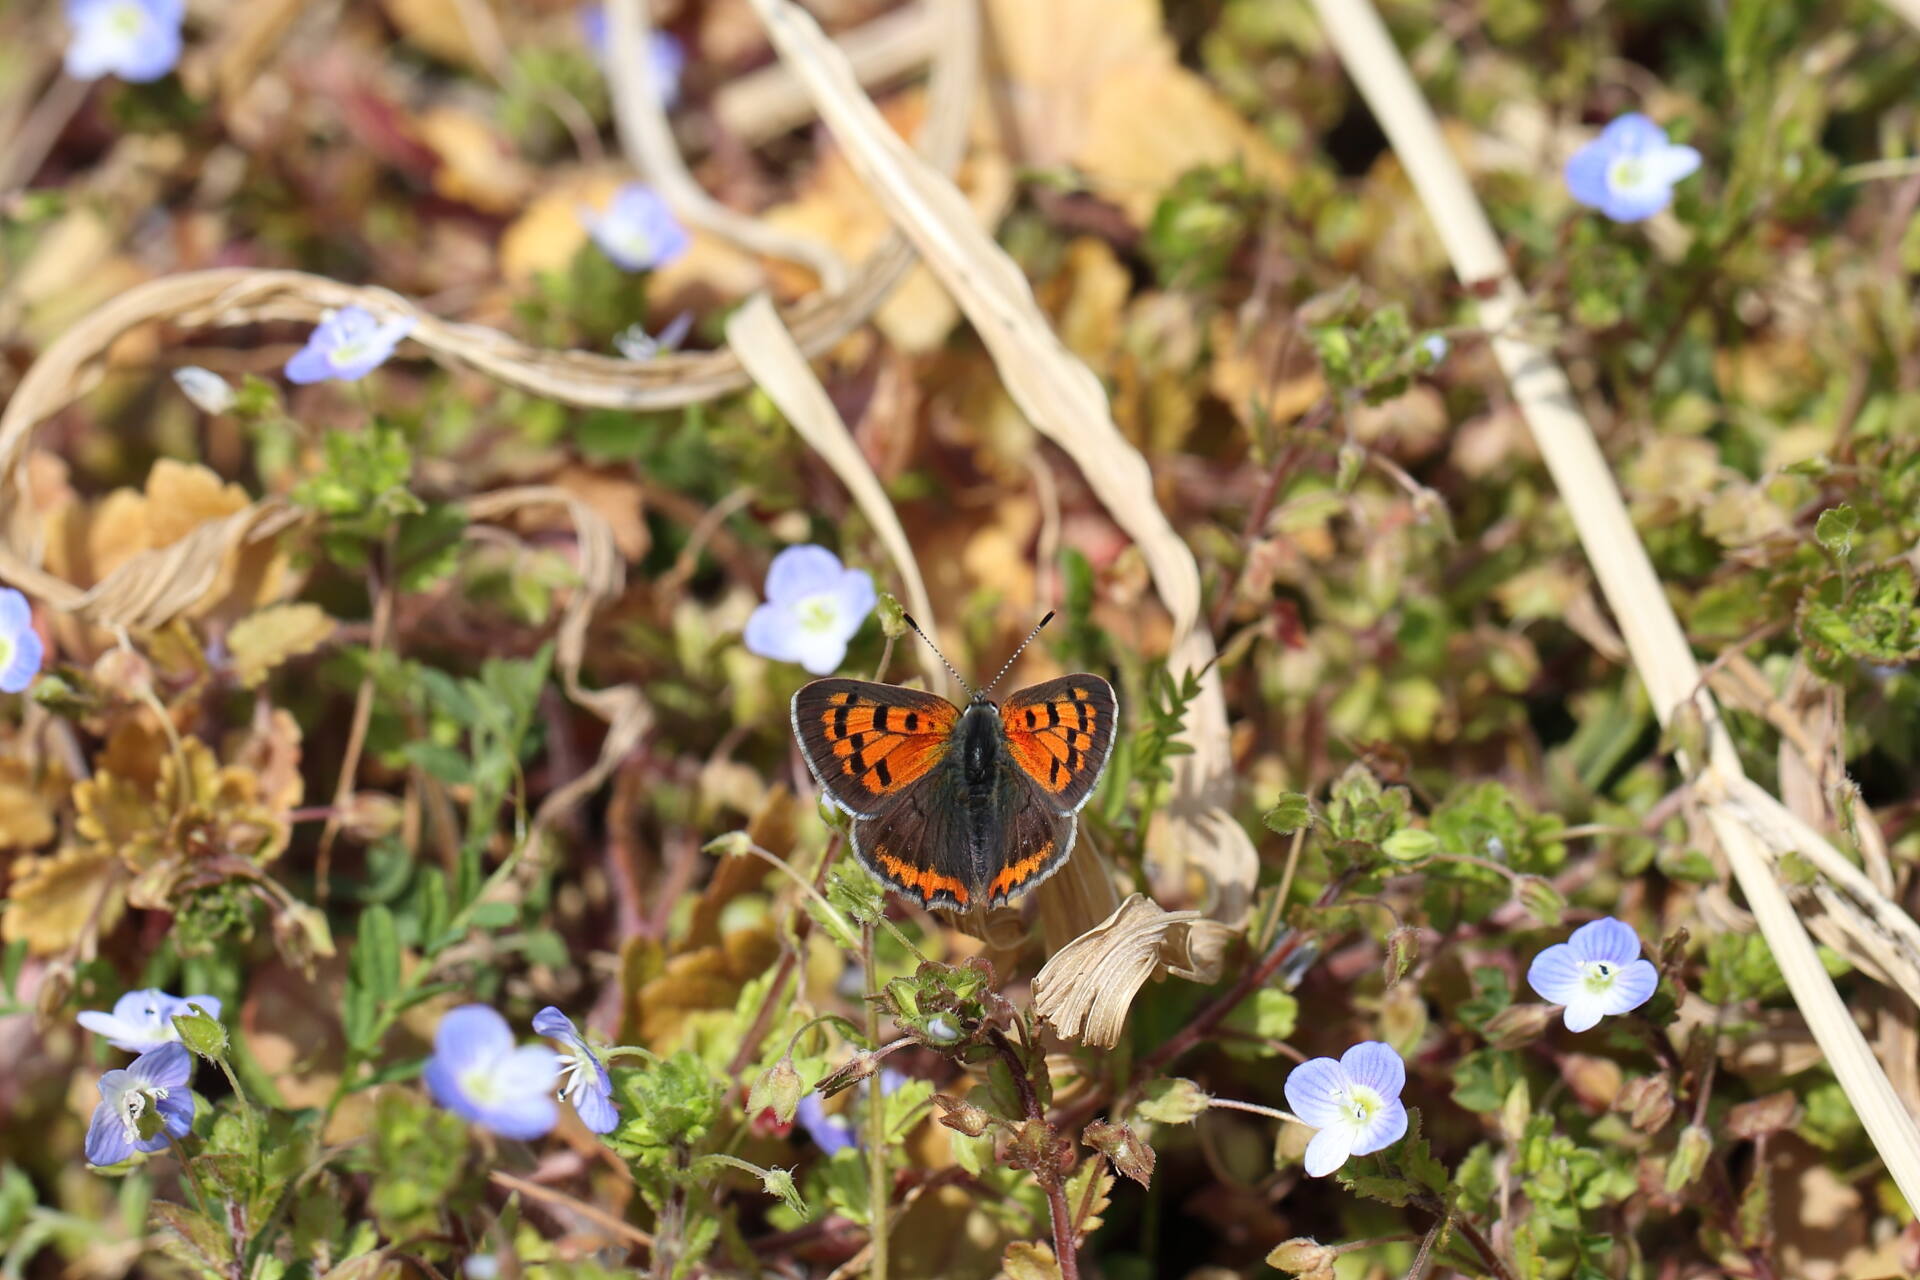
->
[1560,993,1608,1033]
[477,1093,559,1141]
[1563,142,1615,209]
[0,589,30,634]
[1526,941,1588,1006]
[796,1093,857,1154]
[1568,917,1643,966]
[180,995,223,1024]
[84,1101,133,1166]
[434,1004,515,1066]
[155,1089,196,1140]
[77,1011,153,1051]
[571,1080,620,1134]
[284,345,334,385]
[1601,185,1674,224]
[1303,1123,1356,1177]
[1283,1056,1353,1129]
[531,1006,581,1045]
[1352,1098,1408,1157]
[1645,144,1702,187]
[743,602,805,665]
[134,1042,193,1089]
[424,1056,480,1120]
[1338,1041,1405,1102]
[827,569,877,638]
[493,1045,563,1100]
[1599,112,1667,155]
[1600,957,1659,1017]
[765,545,848,603]
[790,629,850,676]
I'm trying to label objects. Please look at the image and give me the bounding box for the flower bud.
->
[1514,874,1566,927]
[1560,1053,1623,1110]
[1382,926,1418,986]
[1615,1072,1675,1133]
[934,1093,991,1138]
[1664,1123,1713,1193]
[759,1165,806,1215]
[923,1013,962,1046]
[1266,1238,1338,1277]
[172,366,237,415]
[1482,1001,1557,1049]
[702,830,753,857]
[1500,1077,1531,1143]
[172,1004,229,1061]
[1084,1119,1155,1188]
[747,1058,805,1125]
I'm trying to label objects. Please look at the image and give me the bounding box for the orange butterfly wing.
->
[998,675,1118,814]
[790,679,959,818]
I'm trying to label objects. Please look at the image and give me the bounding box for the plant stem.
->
[987,1029,1080,1280]
[862,921,889,1280]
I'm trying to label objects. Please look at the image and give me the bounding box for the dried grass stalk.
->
[723,293,943,690]
[1307,0,1920,1205]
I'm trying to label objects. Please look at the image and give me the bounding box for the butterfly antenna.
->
[900,614,975,698]
[980,611,1056,697]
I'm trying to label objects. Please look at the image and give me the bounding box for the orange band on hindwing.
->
[872,848,971,907]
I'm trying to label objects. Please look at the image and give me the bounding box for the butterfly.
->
[789,613,1117,912]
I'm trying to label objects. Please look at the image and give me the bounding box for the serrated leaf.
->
[228,604,335,688]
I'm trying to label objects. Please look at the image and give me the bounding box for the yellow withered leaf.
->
[228,603,335,689]
[1,843,125,956]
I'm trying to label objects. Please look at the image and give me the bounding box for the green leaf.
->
[1133,1078,1209,1125]
[1813,503,1857,556]
[1262,792,1313,835]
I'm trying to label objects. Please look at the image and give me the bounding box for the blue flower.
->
[85,1042,195,1166]
[532,1006,618,1134]
[78,988,223,1053]
[578,8,686,107]
[424,1005,560,1140]
[796,1068,905,1154]
[743,546,876,676]
[64,0,184,83]
[579,184,690,272]
[0,589,43,694]
[1284,1041,1409,1177]
[284,307,417,385]
[1527,916,1659,1032]
[1564,113,1701,223]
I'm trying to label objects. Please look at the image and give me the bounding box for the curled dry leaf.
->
[1031,893,1233,1048]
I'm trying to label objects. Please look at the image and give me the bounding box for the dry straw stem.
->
[744,0,1260,924]
[724,293,943,691]
[1306,0,1920,1205]
[602,0,850,292]
[713,2,939,146]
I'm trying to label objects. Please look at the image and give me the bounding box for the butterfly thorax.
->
[959,698,1002,787]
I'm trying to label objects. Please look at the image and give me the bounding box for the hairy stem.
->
[988,1030,1080,1280]
[863,922,889,1280]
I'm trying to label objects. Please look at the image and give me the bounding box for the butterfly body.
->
[791,675,1117,911]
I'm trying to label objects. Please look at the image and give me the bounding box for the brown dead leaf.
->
[228,603,335,689]
[982,0,1293,223]
[1,843,125,956]
[416,107,535,215]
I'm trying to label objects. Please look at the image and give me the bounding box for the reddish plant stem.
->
[988,1029,1080,1280]
[725,832,844,1084]
[1208,400,1333,636]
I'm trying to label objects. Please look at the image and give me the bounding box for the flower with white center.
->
[1564,113,1701,224]
[424,1005,561,1140]
[78,988,223,1053]
[531,1006,618,1134]
[578,10,686,107]
[579,183,690,273]
[1527,916,1659,1032]
[172,366,236,415]
[614,311,693,361]
[284,306,418,385]
[744,545,876,676]
[1418,334,1449,367]
[64,0,184,84]
[85,1041,195,1166]
[1283,1040,1409,1177]
[0,588,43,695]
